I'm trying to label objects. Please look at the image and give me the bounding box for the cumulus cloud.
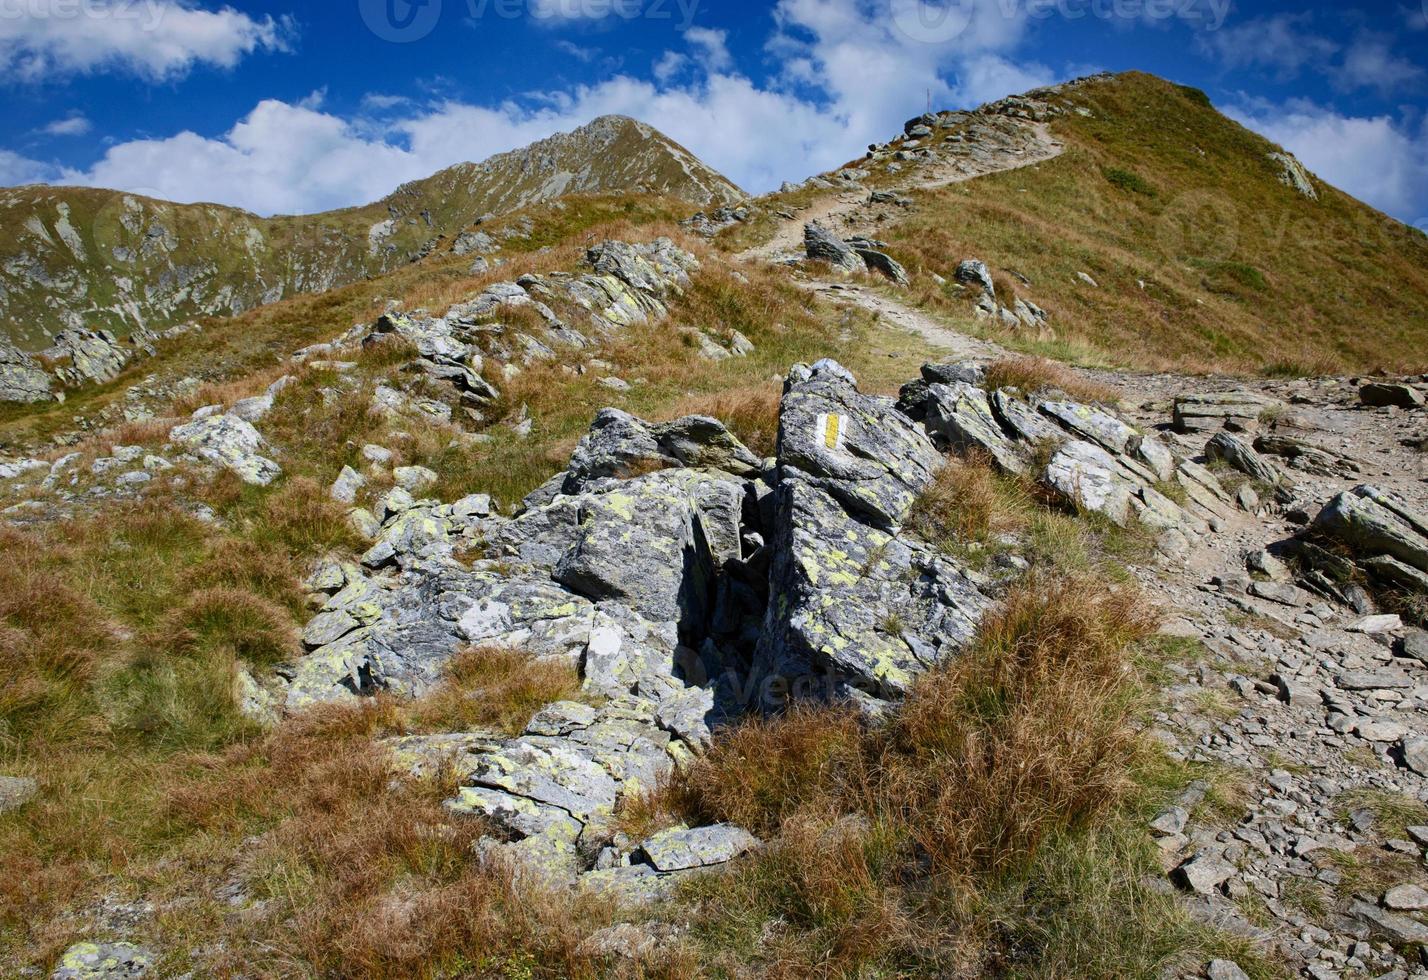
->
[0,149,52,185]
[0,1,292,82]
[1227,99,1428,225]
[50,0,1063,214]
[1337,35,1424,93]
[1200,14,1423,95]
[41,113,93,137]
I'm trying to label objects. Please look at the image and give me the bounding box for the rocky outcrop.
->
[1268,151,1317,200]
[50,941,154,979]
[755,360,991,703]
[901,367,1230,557]
[276,358,1015,890]
[0,340,54,403]
[169,412,282,486]
[1313,486,1428,597]
[803,222,863,274]
[802,223,909,285]
[47,328,130,387]
[361,239,699,421]
[1173,391,1284,433]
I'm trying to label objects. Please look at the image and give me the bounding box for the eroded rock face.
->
[755,360,990,701]
[0,340,54,403]
[47,328,130,387]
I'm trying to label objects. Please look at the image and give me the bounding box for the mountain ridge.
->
[0,114,742,350]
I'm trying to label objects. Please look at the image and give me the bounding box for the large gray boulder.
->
[47,328,130,387]
[803,222,864,273]
[776,358,941,529]
[922,381,1027,474]
[1042,439,1134,526]
[169,413,281,486]
[0,341,55,403]
[757,360,989,701]
[955,259,995,298]
[1315,486,1428,576]
[847,238,909,285]
[1359,382,1424,409]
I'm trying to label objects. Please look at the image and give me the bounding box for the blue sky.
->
[1,0,1425,228]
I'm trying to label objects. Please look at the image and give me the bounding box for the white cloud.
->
[0,149,51,185]
[683,27,731,72]
[65,99,423,215]
[1198,13,1337,78]
[1227,99,1428,224]
[651,51,686,83]
[553,39,597,61]
[0,1,292,82]
[41,113,93,137]
[1337,35,1424,93]
[1200,15,1423,95]
[361,93,411,111]
[48,0,1063,215]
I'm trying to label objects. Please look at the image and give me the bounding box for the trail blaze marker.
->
[819,412,845,452]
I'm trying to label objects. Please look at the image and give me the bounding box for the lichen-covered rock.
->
[169,413,281,485]
[758,361,989,701]
[922,381,1027,474]
[50,941,154,979]
[1042,439,1133,526]
[0,340,54,403]
[637,823,758,871]
[586,238,693,297]
[560,408,760,492]
[777,358,940,529]
[47,328,130,387]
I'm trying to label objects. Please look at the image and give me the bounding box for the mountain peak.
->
[0,117,742,348]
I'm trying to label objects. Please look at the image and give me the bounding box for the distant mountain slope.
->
[0,115,742,350]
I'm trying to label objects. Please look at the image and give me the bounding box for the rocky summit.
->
[1,69,1427,980]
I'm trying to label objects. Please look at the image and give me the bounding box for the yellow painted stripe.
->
[824,414,841,450]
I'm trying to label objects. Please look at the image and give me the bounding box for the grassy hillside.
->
[0,116,742,350]
[741,72,1428,376]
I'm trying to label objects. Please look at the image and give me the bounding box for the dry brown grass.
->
[669,571,1162,974]
[0,527,113,746]
[907,454,1030,551]
[400,646,581,737]
[161,703,682,979]
[983,356,1119,404]
[671,384,783,458]
[888,574,1155,879]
